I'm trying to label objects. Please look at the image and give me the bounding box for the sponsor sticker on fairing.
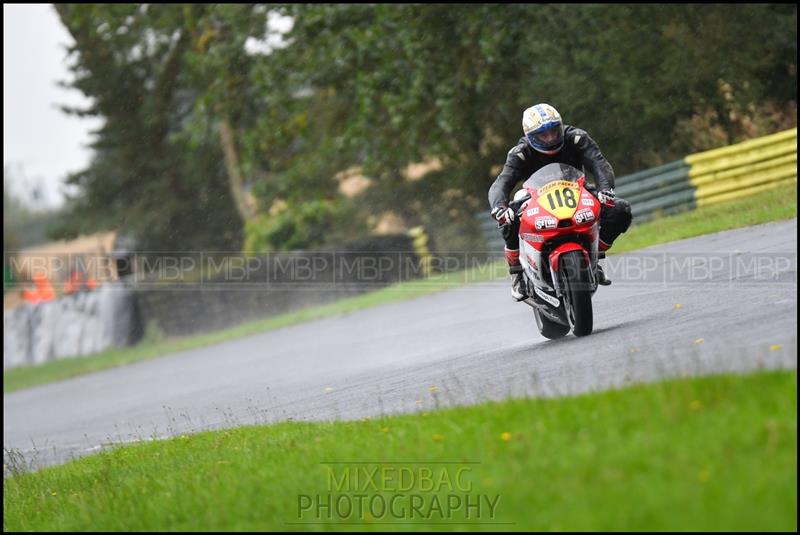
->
[535,286,560,307]
[535,216,557,230]
[575,209,595,224]
[522,233,545,243]
[526,207,540,216]
[581,198,595,206]
[537,180,577,195]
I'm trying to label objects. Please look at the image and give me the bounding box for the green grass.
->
[4,183,796,393]
[610,183,797,254]
[4,370,796,531]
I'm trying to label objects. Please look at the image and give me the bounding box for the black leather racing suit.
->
[488,125,632,250]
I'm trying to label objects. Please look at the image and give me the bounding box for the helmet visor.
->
[526,123,564,152]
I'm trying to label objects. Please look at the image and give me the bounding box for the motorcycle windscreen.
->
[523,163,584,219]
[522,163,584,190]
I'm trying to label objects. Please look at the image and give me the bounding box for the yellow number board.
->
[536,180,580,219]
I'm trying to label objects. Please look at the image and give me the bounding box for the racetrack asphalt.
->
[4,219,797,471]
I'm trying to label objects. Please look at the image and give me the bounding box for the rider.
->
[488,103,632,300]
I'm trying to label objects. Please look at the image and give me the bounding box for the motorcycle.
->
[506,163,606,338]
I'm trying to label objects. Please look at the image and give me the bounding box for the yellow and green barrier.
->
[686,127,796,207]
[408,226,433,277]
[616,127,797,222]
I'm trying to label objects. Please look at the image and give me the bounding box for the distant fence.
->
[479,127,798,247]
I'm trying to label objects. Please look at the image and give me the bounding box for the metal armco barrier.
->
[479,127,798,247]
[615,160,693,221]
[618,127,797,221]
[686,127,797,208]
[478,216,506,254]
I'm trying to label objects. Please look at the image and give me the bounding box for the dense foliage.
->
[54,4,797,251]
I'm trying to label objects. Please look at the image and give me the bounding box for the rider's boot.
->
[505,248,527,301]
[596,262,611,286]
[597,240,612,286]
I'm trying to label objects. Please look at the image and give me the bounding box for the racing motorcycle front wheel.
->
[559,250,593,336]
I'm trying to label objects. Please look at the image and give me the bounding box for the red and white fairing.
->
[517,176,601,292]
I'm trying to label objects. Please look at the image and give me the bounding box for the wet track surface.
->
[4,219,797,470]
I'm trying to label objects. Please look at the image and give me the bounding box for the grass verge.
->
[4,183,796,393]
[4,370,796,531]
[611,183,797,254]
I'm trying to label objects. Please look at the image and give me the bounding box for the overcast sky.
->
[4,3,100,209]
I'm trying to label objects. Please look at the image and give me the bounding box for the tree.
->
[4,165,63,249]
[54,4,246,251]
[53,4,796,253]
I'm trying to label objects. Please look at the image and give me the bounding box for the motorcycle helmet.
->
[522,103,565,155]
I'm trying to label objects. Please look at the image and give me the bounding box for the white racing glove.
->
[491,206,515,226]
[597,188,616,206]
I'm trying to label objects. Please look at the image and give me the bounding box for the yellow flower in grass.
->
[432,433,444,442]
[697,469,711,483]
[500,432,512,442]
